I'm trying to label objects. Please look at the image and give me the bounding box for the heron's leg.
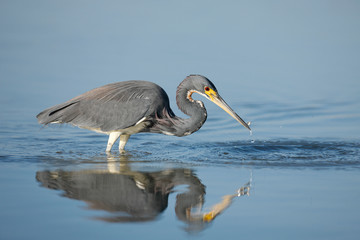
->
[119,134,130,153]
[106,132,121,152]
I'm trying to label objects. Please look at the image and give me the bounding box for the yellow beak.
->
[206,89,251,131]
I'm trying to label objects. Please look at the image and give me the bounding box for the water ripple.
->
[144,139,360,169]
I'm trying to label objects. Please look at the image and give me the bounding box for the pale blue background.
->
[1,0,359,109]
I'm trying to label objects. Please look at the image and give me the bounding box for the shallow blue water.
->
[1,100,359,168]
[1,99,360,240]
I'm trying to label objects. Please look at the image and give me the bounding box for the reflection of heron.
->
[37,75,251,152]
[35,154,251,232]
[36,167,204,223]
[36,156,206,223]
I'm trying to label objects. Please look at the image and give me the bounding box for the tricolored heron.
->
[37,75,251,153]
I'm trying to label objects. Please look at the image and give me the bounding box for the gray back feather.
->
[37,81,173,132]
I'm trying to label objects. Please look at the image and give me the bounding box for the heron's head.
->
[184,75,251,131]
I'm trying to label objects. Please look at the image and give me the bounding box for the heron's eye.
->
[204,86,210,92]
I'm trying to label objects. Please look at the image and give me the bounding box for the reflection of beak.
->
[210,94,251,131]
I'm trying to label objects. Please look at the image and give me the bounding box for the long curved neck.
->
[150,79,207,137]
[172,84,207,136]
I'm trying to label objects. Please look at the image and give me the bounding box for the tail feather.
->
[36,101,80,125]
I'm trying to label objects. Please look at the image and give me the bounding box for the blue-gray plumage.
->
[37,75,251,152]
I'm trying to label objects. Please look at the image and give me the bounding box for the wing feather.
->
[37,81,170,132]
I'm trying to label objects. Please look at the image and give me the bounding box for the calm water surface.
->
[1,100,359,240]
